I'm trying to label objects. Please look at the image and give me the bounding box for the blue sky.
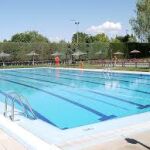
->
[0,0,136,42]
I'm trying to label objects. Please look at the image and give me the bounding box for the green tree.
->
[110,38,121,43]
[116,35,130,43]
[85,35,95,43]
[114,34,137,43]
[72,32,89,44]
[3,39,8,42]
[93,33,110,43]
[11,31,49,43]
[128,34,137,42]
[130,0,150,42]
[111,34,137,43]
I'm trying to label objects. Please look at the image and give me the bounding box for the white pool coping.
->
[0,115,61,150]
[0,67,150,149]
[49,67,150,75]
[0,112,150,150]
[0,66,150,75]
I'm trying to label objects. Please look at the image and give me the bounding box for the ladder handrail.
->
[9,92,27,116]
[3,93,15,121]
[17,94,36,119]
[0,90,37,121]
[9,91,37,119]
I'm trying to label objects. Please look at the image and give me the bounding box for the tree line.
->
[0,0,149,62]
[130,0,150,42]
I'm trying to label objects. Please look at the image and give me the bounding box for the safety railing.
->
[3,91,36,121]
[0,59,150,68]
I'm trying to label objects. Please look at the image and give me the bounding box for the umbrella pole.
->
[2,58,5,67]
[32,56,34,66]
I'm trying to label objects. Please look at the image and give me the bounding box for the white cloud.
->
[86,21,122,35]
[49,37,70,43]
[49,37,62,43]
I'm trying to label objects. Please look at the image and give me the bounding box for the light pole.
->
[75,21,80,46]
[126,29,129,59]
[71,20,80,47]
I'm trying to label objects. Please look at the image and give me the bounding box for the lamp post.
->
[86,49,89,61]
[71,20,80,47]
[75,21,80,47]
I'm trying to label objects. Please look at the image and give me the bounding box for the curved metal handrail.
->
[9,92,37,119]
[9,92,27,116]
[1,90,37,121]
[18,95,37,119]
[3,93,15,121]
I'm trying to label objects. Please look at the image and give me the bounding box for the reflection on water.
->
[55,69,60,79]
[105,81,120,90]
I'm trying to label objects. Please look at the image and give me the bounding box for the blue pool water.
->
[0,68,150,129]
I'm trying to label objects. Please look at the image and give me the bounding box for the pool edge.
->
[0,115,61,150]
[0,66,150,75]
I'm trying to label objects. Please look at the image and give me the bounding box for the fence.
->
[1,59,150,68]
[89,59,150,68]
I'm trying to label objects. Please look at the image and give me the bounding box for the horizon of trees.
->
[0,0,149,62]
[0,0,149,45]
[1,31,137,45]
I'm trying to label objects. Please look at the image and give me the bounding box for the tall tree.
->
[114,34,137,43]
[72,32,110,44]
[11,31,49,43]
[94,33,109,43]
[130,0,150,42]
[110,38,121,43]
[72,32,89,44]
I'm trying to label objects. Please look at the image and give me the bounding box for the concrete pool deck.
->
[85,130,150,150]
[0,128,27,150]
[57,120,150,150]
[0,67,149,150]
[0,125,149,150]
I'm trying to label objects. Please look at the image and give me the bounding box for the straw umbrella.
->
[95,50,103,60]
[113,51,124,55]
[26,51,39,65]
[113,52,124,59]
[51,52,63,65]
[130,50,141,58]
[51,52,62,56]
[95,51,102,55]
[113,51,124,65]
[72,50,86,61]
[0,52,10,66]
[72,50,86,56]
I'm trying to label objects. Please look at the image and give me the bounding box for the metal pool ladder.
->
[3,92,36,121]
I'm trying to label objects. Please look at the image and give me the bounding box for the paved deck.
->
[58,127,150,150]
[0,128,150,150]
[84,130,150,150]
[0,128,27,150]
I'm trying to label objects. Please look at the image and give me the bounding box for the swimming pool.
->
[0,68,150,130]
